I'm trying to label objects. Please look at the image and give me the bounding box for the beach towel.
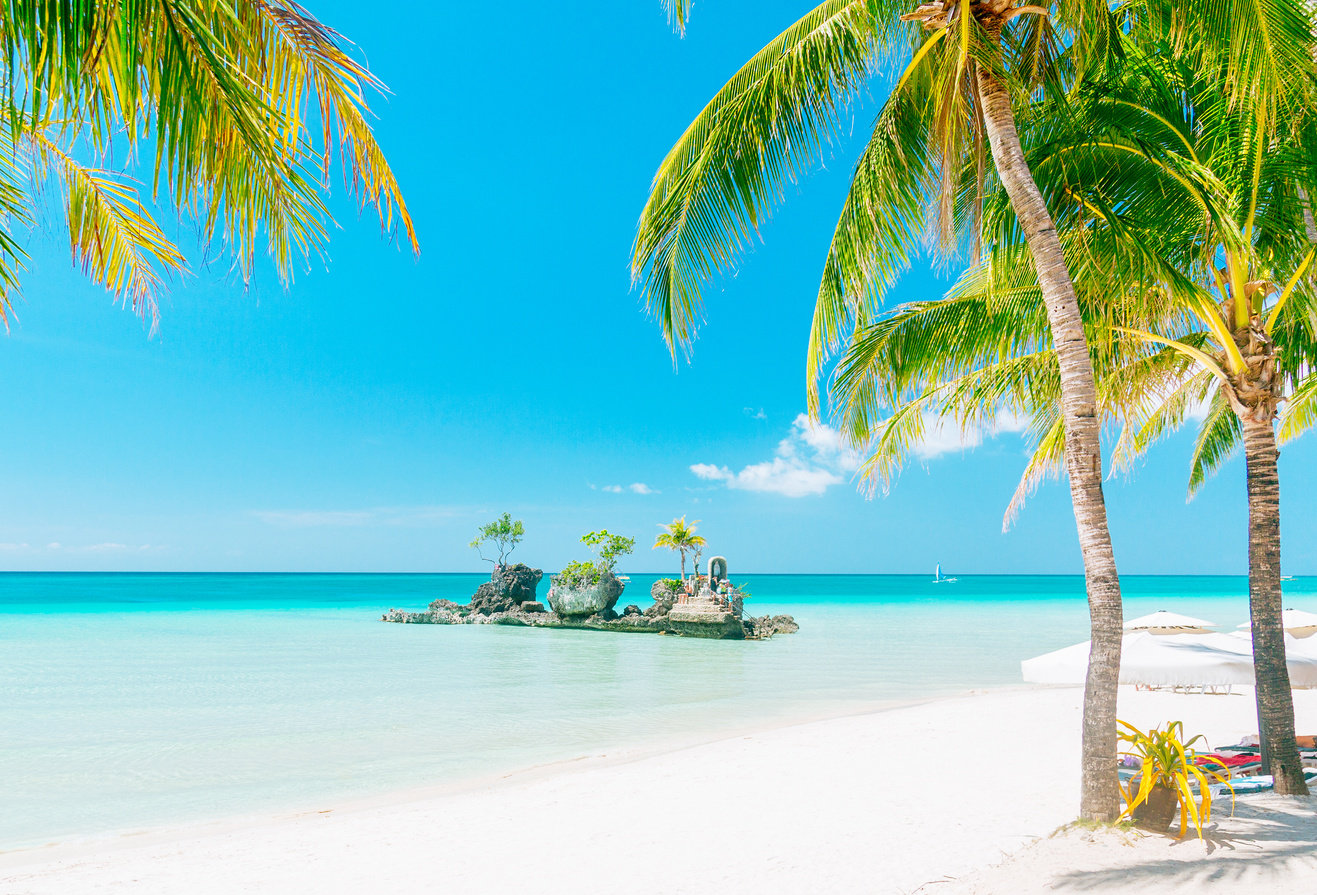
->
[1230,776,1274,794]
[1199,753,1258,768]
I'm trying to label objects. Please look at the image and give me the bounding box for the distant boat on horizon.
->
[933,563,958,584]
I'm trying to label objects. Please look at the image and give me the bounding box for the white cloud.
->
[596,482,659,495]
[743,407,767,420]
[0,542,30,551]
[692,410,1030,497]
[884,409,1030,461]
[909,415,983,458]
[46,542,61,550]
[1184,395,1212,421]
[692,458,842,498]
[690,414,858,498]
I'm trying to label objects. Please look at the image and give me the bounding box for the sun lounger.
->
[1230,775,1273,793]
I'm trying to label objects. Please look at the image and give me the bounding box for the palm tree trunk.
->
[976,64,1124,821]
[1240,416,1309,795]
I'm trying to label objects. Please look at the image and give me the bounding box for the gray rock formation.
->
[743,614,800,639]
[382,574,798,641]
[646,579,679,618]
[468,564,543,615]
[547,569,624,618]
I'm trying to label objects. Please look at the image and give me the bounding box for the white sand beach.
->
[3,686,1315,895]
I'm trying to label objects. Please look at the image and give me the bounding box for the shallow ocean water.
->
[1,572,1312,847]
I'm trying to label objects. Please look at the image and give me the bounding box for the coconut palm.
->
[0,2,416,327]
[636,0,1130,819]
[1071,57,1316,796]
[830,36,1317,793]
[654,516,706,581]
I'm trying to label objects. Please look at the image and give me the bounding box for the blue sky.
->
[0,1,1315,574]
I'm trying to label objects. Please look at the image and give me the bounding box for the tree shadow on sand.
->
[1052,797,1317,891]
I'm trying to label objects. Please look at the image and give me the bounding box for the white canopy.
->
[1125,610,1217,634]
[1236,608,1317,637]
[1022,631,1317,688]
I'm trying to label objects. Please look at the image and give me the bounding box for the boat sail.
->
[933,563,958,584]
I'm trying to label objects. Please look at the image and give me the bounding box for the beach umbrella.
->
[1119,633,1256,687]
[1124,610,1217,634]
[1235,608,1317,638]
[1021,631,1317,688]
[1020,638,1093,685]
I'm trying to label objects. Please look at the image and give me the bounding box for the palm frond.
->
[662,0,692,36]
[810,85,937,413]
[1187,387,1243,497]
[1003,412,1065,530]
[255,1,417,251]
[1279,374,1317,443]
[0,1,415,297]
[30,132,185,322]
[631,0,885,357]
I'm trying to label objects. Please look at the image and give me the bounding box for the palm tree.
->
[636,0,1127,820]
[0,3,416,326]
[654,516,706,581]
[830,38,1316,793]
[1065,56,1315,795]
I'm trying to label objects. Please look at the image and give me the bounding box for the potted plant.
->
[1117,720,1232,838]
[547,530,636,618]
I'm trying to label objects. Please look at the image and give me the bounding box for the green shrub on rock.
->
[554,530,635,589]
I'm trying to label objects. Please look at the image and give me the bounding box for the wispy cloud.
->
[596,482,659,495]
[36,542,163,553]
[254,506,459,527]
[691,414,859,498]
[81,542,160,553]
[743,407,767,420]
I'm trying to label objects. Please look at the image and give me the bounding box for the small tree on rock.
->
[557,530,636,589]
[582,530,636,574]
[470,513,524,574]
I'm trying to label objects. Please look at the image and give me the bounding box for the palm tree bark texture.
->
[1233,328,1308,793]
[972,12,1124,821]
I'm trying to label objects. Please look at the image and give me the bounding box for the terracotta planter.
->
[1131,783,1179,832]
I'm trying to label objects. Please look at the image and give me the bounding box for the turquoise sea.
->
[3,572,1315,849]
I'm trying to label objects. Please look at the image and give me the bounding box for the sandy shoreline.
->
[3,686,1316,894]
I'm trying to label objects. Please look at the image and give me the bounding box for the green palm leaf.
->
[631,0,890,356]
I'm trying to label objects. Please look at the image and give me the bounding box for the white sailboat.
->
[933,563,957,584]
